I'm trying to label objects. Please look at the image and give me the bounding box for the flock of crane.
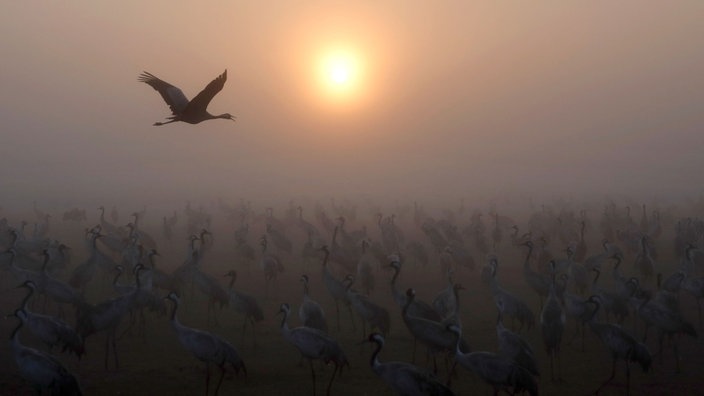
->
[1,198,703,395]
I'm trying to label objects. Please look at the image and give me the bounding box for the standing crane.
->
[139,70,236,126]
[487,257,535,331]
[586,295,651,395]
[320,246,356,331]
[9,310,83,395]
[447,324,537,396]
[299,274,328,333]
[540,262,565,382]
[224,270,264,347]
[278,303,348,396]
[495,299,540,377]
[402,289,469,373]
[165,293,246,396]
[17,280,84,358]
[366,332,455,396]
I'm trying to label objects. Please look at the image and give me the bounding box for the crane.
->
[487,257,535,331]
[540,262,565,382]
[299,274,328,333]
[8,310,83,395]
[224,270,264,347]
[165,292,246,396]
[495,299,540,377]
[345,276,391,337]
[16,280,85,358]
[320,245,356,331]
[139,69,236,126]
[278,303,348,396]
[366,332,455,396]
[586,295,651,395]
[402,288,469,373]
[447,324,537,396]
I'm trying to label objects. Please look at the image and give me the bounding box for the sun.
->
[316,49,363,101]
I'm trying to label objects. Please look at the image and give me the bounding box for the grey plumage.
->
[278,303,348,396]
[367,332,455,396]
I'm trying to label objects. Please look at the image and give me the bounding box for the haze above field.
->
[1,2,703,210]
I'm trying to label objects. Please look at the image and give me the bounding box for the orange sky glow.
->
[0,2,703,207]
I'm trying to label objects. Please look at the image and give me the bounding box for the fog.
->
[3,5,704,393]
[1,2,703,211]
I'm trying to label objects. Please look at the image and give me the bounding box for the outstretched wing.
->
[139,71,190,115]
[186,70,227,114]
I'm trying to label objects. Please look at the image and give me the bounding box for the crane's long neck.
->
[168,298,180,326]
[10,319,22,348]
[280,308,290,332]
[489,262,499,291]
[41,252,50,273]
[612,257,623,280]
[588,299,601,323]
[112,269,122,286]
[496,309,505,329]
[451,328,463,356]
[402,292,414,318]
[593,269,601,286]
[452,286,461,310]
[322,248,331,271]
[331,227,339,247]
[523,245,533,269]
[370,339,383,370]
[390,266,400,286]
[134,267,143,290]
[20,286,33,311]
[390,267,405,307]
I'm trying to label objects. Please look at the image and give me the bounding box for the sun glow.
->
[316,49,364,103]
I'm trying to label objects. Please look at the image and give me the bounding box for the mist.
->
[0,2,702,212]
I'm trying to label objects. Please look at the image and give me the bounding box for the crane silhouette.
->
[278,303,348,396]
[366,332,455,396]
[586,295,651,395]
[139,70,236,126]
[9,310,83,395]
[165,292,246,396]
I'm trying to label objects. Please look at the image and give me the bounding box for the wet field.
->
[1,202,703,396]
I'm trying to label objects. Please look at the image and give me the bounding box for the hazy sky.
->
[2,2,703,210]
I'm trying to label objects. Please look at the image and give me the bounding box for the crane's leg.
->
[326,363,339,396]
[411,337,417,363]
[309,359,317,396]
[673,334,681,373]
[625,358,631,396]
[445,360,458,387]
[642,323,650,343]
[241,319,248,347]
[657,331,665,364]
[104,332,110,370]
[112,330,119,369]
[347,303,356,331]
[595,357,617,394]
[566,321,580,346]
[214,364,226,396]
[252,318,258,348]
[335,300,340,330]
[204,362,211,396]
